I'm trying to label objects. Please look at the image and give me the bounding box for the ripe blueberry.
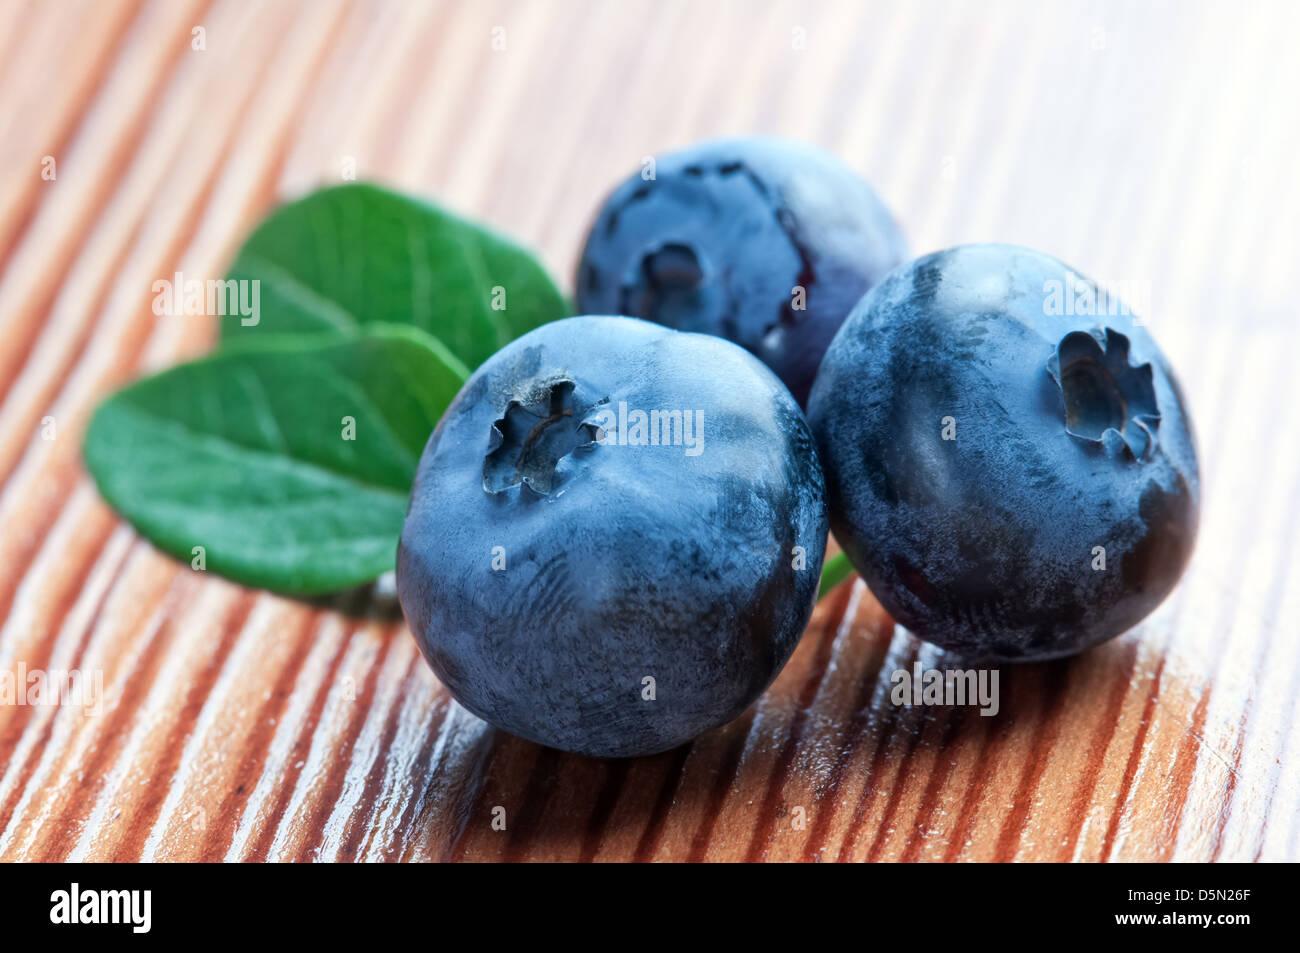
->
[397,316,828,757]
[575,137,907,407]
[808,244,1200,661]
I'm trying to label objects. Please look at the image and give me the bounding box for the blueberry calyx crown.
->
[1047,328,1161,462]
[482,378,605,496]
[619,241,709,327]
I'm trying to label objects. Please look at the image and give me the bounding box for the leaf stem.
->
[818,550,855,601]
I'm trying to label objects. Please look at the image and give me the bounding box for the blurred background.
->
[0,0,1296,861]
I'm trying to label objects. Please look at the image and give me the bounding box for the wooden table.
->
[1,0,1297,862]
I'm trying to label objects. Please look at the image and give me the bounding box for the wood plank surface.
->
[1,0,1297,862]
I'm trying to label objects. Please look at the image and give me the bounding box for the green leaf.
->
[818,550,855,600]
[83,326,468,595]
[223,182,568,368]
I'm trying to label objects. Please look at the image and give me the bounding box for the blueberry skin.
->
[575,137,907,407]
[808,244,1200,662]
[398,316,828,757]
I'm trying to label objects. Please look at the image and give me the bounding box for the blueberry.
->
[575,137,907,407]
[397,315,828,757]
[807,244,1200,661]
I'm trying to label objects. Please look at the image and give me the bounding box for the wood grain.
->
[1,0,1297,862]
